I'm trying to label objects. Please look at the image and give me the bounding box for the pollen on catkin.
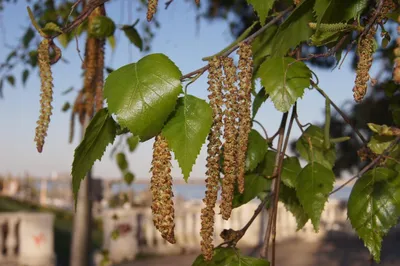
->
[34,39,53,153]
[353,0,396,102]
[95,41,105,112]
[147,0,158,22]
[220,57,239,221]
[200,56,223,261]
[236,42,253,193]
[151,134,176,244]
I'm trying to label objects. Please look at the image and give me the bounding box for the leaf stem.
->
[324,97,331,150]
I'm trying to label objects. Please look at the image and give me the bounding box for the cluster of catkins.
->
[353,0,396,102]
[34,39,53,153]
[393,14,400,84]
[147,0,200,22]
[200,42,253,261]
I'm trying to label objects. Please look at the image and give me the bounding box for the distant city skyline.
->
[0,1,380,181]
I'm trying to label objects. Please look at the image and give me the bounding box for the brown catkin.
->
[95,41,105,112]
[220,57,239,220]
[353,0,396,101]
[151,135,176,244]
[236,42,253,193]
[147,0,158,22]
[195,0,200,5]
[34,39,53,153]
[393,15,400,83]
[200,56,223,261]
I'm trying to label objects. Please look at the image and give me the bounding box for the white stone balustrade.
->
[98,198,355,265]
[0,212,55,266]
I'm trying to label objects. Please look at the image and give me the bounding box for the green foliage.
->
[124,171,135,185]
[368,134,398,154]
[367,123,399,136]
[89,16,116,39]
[246,0,275,26]
[104,54,182,141]
[279,183,309,230]
[245,130,267,172]
[116,152,128,171]
[192,247,270,266]
[257,57,311,112]
[251,26,277,70]
[270,0,314,57]
[232,174,272,208]
[71,109,117,206]
[121,24,143,51]
[252,87,269,119]
[162,95,213,181]
[296,125,336,169]
[348,168,400,262]
[6,75,15,86]
[127,135,140,152]
[22,69,29,86]
[296,162,335,231]
[257,151,276,178]
[313,0,368,25]
[281,156,302,188]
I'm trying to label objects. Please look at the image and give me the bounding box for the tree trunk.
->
[70,118,93,266]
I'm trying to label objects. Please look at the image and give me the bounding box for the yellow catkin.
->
[147,0,158,22]
[393,15,400,84]
[236,42,253,193]
[151,135,176,244]
[34,39,53,153]
[220,57,239,220]
[200,57,223,261]
[353,0,396,101]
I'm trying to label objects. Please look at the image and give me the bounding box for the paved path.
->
[118,229,400,266]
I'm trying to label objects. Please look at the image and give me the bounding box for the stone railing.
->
[0,212,56,266]
[96,199,352,264]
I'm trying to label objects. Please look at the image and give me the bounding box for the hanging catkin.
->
[353,0,396,101]
[200,56,223,261]
[236,42,253,193]
[95,39,105,112]
[393,15,400,84]
[147,0,158,22]
[220,57,239,220]
[34,39,53,153]
[151,134,176,244]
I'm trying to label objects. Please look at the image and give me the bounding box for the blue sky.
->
[0,1,373,180]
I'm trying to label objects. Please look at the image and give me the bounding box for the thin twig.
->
[312,82,368,145]
[253,120,269,139]
[180,6,294,81]
[330,135,400,195]
[271,107,295,266]
[261,112,288,260]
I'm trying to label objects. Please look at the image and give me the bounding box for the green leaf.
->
[108,35,116,51]
[246,0,275,26]
[121,25,143,51]
[104,53,182,141]
[124,171,135,185]
[127,135,140,152]
[6,51,17,62]
[89,16,116,39]
[367,123,400,137]
[281,156,301,188]
[116,152,128,171]
[62,87,74,95]
[71,108,117,207]
[246,130,267,172]
[296,125,336,169]
[192,247,270,266]
[61,102,71,112]
[252,87,269,119]
[42,22,63,35]
[368,134,397,154]
[279,183,309,230]
[296,162,335,231]
[257,151,277,178]
[232,174,272,208]
[162,95,213,181]
[6,75,15,87]
[252,25,278,70]
[314,0,368,24]
[257,57,311,112]
[23,28,35,48]
[22,69,29,86]
[270,0,314,57]
[348,168,400,262]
